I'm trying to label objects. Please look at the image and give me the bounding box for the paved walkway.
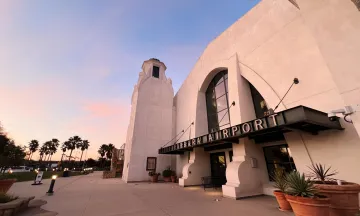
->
[9,172,293,216]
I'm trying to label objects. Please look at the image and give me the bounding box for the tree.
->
[40,141,51,161]
[48,138,60,161]
[0,124,26,172]
[98,144,107,168]
[86,158,97,167]
[60,143,67,162]
[78,140,90,162]
[62,136,82,161]
[28,140,39,160]
[105,143,114,160]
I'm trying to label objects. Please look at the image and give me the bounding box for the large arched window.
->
[205,70,230,133]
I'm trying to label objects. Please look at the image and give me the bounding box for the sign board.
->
[32,171,44,185]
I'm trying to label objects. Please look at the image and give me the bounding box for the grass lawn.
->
[0,171,86,182]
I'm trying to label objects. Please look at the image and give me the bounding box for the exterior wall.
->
[173,0,360,195]
[123,59,174,182]
[296,0,360,137]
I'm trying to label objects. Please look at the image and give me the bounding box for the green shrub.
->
[148,171,160,176]
[0,193,18,203]
[162,168,172,177]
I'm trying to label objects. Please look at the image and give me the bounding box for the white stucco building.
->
[123,0,360,199]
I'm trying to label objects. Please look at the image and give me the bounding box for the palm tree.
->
[28,140,39,160]
[39,144,47,161]
[63,136,82,161]
[48,138,60,161]
[105,143,115,160]
[98,144,107,168]
[42,141,52,161]
[60,142,67,162]
[79,140,90,162]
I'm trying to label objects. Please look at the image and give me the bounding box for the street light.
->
[46,175,57,195]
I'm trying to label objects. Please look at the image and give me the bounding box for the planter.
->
[273,191,292,211]
[151,175,159,183]
[0,179,16,193]
[171,176,176,183]
[314,182,360,216]
[285,194,329,216]
[163,177,171,182]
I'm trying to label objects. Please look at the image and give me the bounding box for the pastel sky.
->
[0,0,260,161]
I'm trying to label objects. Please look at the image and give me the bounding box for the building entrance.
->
[210,152,227,178]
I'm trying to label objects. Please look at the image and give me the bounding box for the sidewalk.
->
[9,172,293,216]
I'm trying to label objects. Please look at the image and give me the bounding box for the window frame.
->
[146,157,157,171]
[205,70,230,133]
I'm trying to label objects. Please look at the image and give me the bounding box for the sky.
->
[0,0,260,161]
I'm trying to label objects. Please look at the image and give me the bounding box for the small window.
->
[146,157,157,171]
[152,66,160,78]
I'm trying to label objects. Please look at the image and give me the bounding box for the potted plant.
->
[148,171,160,183]
[272,168,292,211]
[309,163,360,216]
[162,168,172,182]
[285,171,329,216]
[171,170,177,183]
[0,175,16,193]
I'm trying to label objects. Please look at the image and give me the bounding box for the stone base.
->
[0,196,35,216]
[102,170,116,179]
[222,184,263,199]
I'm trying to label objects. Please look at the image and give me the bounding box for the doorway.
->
[210,152,227,178]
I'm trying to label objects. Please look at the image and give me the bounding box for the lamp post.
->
[46,175,57,195]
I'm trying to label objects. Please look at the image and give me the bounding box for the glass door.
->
[210,152,227,178]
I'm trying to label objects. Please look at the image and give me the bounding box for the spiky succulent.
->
[286,171,317,197]
[272,168,288,193]
[308,163,338,183]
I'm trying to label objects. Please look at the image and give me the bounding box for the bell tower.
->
[122,58,174,182]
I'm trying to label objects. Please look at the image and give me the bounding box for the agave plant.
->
[308,163,338,184]
[272,168,288,193]
[286,171,317,197]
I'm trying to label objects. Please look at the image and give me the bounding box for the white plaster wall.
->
[179,148,211,186]
[173,0,360,184]
[123,59,174,182]
[295,0,360,135]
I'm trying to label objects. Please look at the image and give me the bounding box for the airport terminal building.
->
[122,0,360,199]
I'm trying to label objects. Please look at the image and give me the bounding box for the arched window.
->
[205,70,230,133]
[249,83,269,118]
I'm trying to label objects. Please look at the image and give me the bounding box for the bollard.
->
[46,175,57,195]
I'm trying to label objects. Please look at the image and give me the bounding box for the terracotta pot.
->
[273,191,292,211]
[285,194,329,216]
[171,176,176,183]
[0,179,16,193]
[150,175,158,183]
[314,182,360,216]
[163,177,171,182]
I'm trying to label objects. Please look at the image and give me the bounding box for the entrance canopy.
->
[158,106,342,155]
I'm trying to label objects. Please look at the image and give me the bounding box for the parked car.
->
[7,166,32,173]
